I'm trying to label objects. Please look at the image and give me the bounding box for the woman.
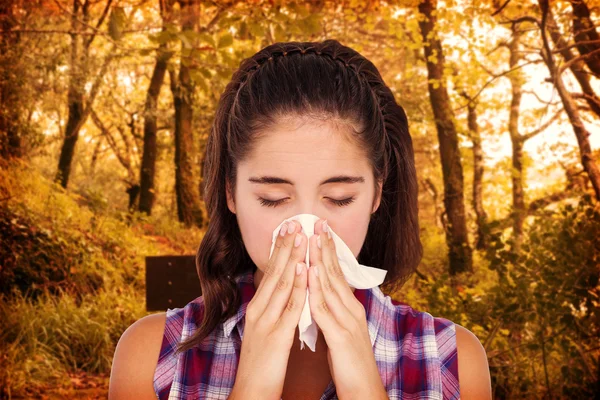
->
[109,39,492,399]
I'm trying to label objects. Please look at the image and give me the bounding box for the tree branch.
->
[454,58,545,111]
[491,0,512,17]
[84,0,113,49]
[90,108,134,176]
[522,89,561,106]
[521,109,564,141]
[558,46,600,75]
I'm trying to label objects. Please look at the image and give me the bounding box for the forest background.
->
[1,0,599,398]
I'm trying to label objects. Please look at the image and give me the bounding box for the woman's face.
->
[226,116,382,289]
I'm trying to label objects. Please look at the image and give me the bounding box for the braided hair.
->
[176,39,421,354]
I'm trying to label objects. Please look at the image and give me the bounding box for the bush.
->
[0,206,104,301]
[398,194,599,399]
[0,285,147,397]
[0,162,204,397]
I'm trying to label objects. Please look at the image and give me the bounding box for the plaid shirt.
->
[154,270,460,399]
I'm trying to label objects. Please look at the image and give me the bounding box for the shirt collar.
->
[223,269,377,345]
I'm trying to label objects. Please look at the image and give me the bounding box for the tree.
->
[0,0,23,160]
[55,0,114,188]
[569,0,600,78]
[546,5,600,119]
[417,0,473,275]
[139,0,175,215]
[538,0,600,201]
[501,23,562,254]
[171,0,203,227]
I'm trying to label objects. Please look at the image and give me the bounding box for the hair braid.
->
[231,41,393,181]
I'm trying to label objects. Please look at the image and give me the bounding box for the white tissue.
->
[269,213,387,352]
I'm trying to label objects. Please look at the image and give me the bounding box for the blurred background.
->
[0,0,599,398]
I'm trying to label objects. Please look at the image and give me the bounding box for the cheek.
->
[237,212,283,271]
[330,211,371,259]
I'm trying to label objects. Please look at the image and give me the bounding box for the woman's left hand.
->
[307,219,388,400]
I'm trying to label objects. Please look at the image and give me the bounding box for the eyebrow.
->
[248,175,365,186]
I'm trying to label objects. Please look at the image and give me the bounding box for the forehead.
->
[241,116,369,172]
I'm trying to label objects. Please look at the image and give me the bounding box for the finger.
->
[308,219,323,268]
[309,231,347,319]
[251,220,303,315]
[262,226,309,324]
[315,219,355,305]
[276,260,308,334]
[307,260,341,343]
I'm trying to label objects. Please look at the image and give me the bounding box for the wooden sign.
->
[145,255,202,311]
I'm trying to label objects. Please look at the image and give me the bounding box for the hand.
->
[230,220,308,400]
[307,219,388,400]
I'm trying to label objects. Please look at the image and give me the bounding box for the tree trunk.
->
[466,100,488,250]
[417,0,473,275]
[540,0,600,201]
[171,0,203,227]
[458,86,488,251]
[56,0,86,188]
[546,6,600,119]
[507,28,526,255]
[0,0,22,160]
[127,184,141,210]
[139,48,168,214]
[139,0,173,215]
[55,0,113,188]
[569,0,600,78]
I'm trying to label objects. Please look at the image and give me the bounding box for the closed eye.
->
[258,197,355,208]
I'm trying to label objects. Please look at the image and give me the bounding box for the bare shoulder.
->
[454,324,492,400]
[109,312,167,400]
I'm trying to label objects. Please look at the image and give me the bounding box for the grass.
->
[0,160,204,398]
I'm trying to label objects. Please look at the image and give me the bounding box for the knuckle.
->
[264,261,277,277]
[323,279,335,293]
[340,329,352,343]
[319,300,329,314]
[352,303,366,319]
[276,277,289,291]
[285,297,296,313]
[331,264,344,277]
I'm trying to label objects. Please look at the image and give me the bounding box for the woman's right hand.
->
[229,220,308,400]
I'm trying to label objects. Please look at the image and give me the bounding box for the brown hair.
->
[174,39,422,354]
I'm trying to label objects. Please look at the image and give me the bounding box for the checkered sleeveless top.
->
[153,270,460,399]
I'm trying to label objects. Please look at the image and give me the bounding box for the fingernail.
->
[294,234,302,247]
[314,265,319,277]
[279,223,288,236]
[323,219,328,232]
[317,235,322,249]
[296,262,303,275]
[287,221,296,234]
